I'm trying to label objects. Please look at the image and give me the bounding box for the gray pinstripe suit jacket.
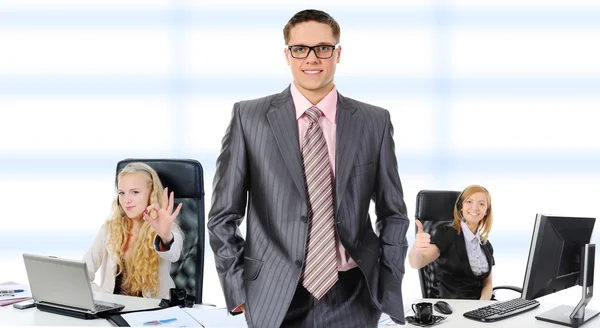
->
[208,87,409,328]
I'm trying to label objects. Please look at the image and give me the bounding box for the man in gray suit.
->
[208,9,409,328]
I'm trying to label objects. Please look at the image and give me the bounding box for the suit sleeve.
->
[207,103,249,313]
[154,225,183,263]
[373,110,410,323]
[433,226,452,257]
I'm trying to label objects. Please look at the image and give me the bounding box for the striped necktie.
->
[300,106,338,300]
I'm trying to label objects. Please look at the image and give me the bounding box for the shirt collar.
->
[460,220,482,244]
[290,82,337,124]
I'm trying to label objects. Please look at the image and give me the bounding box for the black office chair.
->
[116,158,205,304]
[415,190,521,300]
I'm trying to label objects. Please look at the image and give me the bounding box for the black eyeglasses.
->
[287,44,339,59]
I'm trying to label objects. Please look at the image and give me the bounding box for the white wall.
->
[1,0,599,309]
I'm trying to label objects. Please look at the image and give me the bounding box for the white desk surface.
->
[3,294,600,327]
[380,298,600,328]
[0,292,243,327]
[1,292,161,326]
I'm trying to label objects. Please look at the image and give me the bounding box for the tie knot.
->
[305,107,322,124]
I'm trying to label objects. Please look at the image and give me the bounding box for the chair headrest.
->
[116,159,204,199]
[415,190,461,222]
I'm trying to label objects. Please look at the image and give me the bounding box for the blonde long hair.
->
[106,163,164,297]
[452,185,494,243]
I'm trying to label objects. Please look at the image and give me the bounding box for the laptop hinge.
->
[36,300,95,314]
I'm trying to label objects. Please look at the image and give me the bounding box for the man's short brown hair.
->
[283,9,341,45]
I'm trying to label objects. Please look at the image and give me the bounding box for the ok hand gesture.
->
[143,187,183,244]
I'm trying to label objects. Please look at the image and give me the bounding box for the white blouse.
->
[460,220,489,276]
[83,223,183,299]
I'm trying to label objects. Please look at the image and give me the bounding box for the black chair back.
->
[415,190,460,299]
[116,158,205,304]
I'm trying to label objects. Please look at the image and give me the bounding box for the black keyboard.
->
[463,297,540,322]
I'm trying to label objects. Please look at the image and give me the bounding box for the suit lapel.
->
[455,231,475,277]
[335,94,364,213]
[482,242,493,276]
[267,88,306,200]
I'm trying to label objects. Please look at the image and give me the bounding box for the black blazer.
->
[433,224,494,299]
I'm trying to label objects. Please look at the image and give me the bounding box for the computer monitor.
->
[521,214,598,327]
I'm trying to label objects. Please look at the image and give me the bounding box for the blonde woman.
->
[84,162,183,299]
[409,185,495,300]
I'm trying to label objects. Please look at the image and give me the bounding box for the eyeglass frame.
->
[286,44,340,59]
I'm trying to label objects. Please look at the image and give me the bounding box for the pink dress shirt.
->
[290,83,357,272]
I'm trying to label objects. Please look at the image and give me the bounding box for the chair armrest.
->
[491,285,522,301]
[493,285,522,293]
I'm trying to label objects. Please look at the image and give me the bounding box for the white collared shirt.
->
[460,220,489,276]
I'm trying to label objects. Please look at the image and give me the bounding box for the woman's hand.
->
[414,220,432,253]
[480,272,493,300]
[408,219,440,269]
[143,187,183,244]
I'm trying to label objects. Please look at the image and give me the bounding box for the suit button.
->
[300,215,307,223]
[295,260,302,267]
[336,220,342,224]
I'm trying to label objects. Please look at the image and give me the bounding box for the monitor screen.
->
[522,214,596,300]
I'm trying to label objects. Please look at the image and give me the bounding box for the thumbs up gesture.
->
[414,220,432,253]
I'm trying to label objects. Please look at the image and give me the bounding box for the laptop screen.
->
[23,253,97,311]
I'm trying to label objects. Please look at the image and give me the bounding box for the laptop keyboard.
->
[463,297,540,322]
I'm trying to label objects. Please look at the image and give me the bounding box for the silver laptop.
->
[23,253,125,319]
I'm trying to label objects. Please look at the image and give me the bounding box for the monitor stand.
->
[536,244,599,327]
[535,305,599,328]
